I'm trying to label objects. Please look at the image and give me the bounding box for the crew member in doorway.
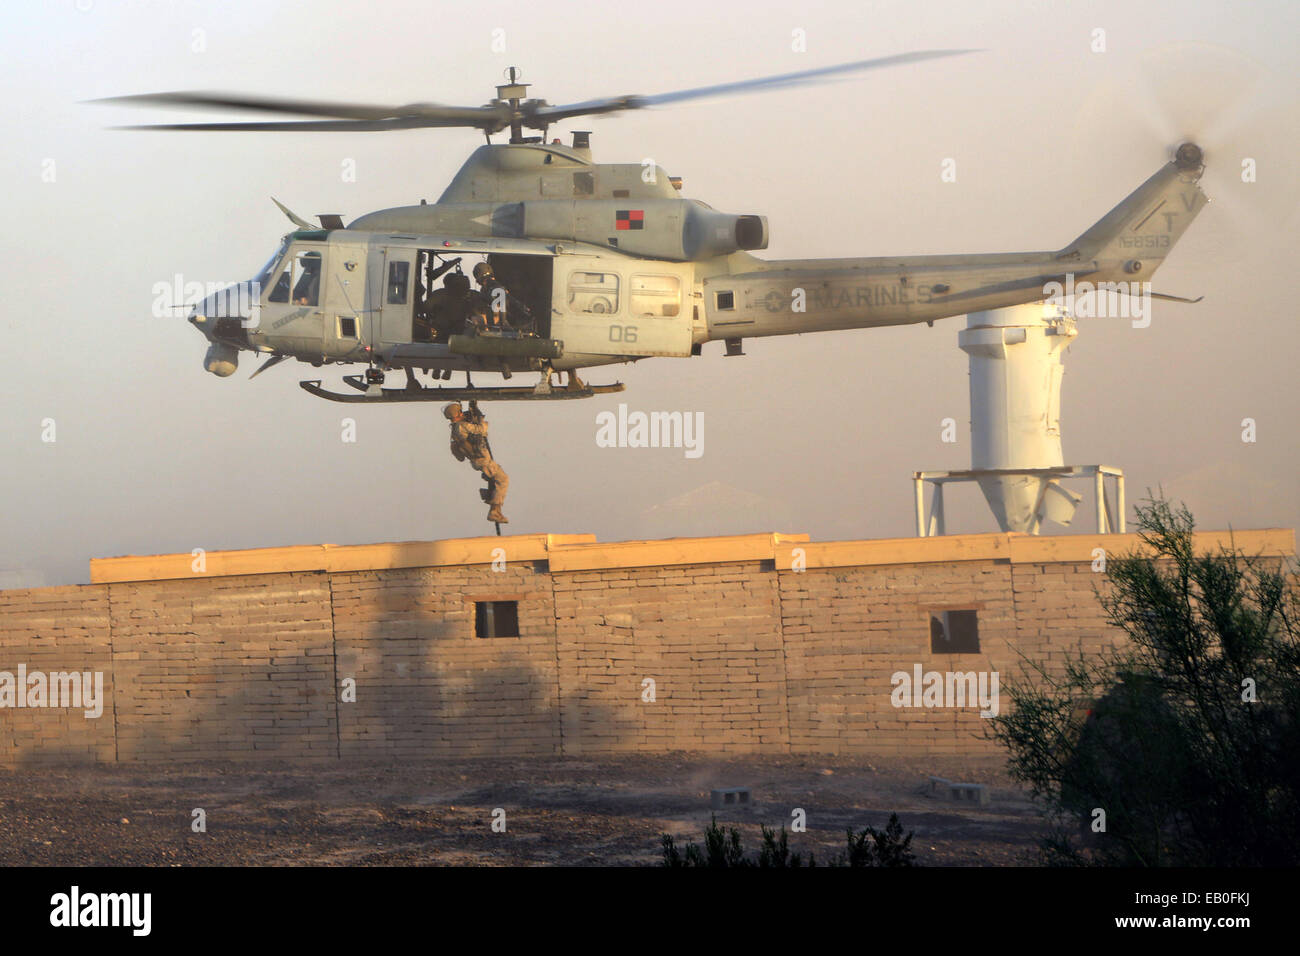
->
[444,401,509,524]
[422,271,472,343]
[472,261,535,332]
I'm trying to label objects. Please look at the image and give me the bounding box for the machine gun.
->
[424,255,462,291]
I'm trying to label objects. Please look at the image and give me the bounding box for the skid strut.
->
[300,377,624,403]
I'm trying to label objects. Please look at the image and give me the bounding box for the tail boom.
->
[701,148,1207,341]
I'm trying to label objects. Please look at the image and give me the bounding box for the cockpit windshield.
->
[253,239,290,293]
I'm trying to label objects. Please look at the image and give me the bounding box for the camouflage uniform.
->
[450,414,509,520]
[418,273,472,343]
[422,286,467,343]
[471,262,535,333]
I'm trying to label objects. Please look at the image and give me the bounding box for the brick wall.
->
[0,531,1291,764]
[0,585,115,764]
[332,563,560,759]
[554,561,788,754]
[1009,561,1125,666]
[108,572,336,762]
[779,559,1016,757]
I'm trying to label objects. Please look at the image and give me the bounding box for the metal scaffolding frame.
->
[912,465,1126,537]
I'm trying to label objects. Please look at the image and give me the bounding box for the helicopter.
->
[100,55,1208,404]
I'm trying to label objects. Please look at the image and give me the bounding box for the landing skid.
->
[300,376,624,403]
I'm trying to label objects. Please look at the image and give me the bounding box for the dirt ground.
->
[0,754,1050,866]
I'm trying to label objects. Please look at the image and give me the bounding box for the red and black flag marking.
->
[615,209,645,230]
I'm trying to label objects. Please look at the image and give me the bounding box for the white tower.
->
[957,301,1081,533]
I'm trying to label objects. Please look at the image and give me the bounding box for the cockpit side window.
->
[291,251,322,306]
[267,247,323,305]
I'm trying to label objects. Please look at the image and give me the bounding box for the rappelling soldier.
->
[444,400,509,524]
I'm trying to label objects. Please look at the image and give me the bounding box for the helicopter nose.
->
[189,281,259,332]
[187,306,215,346]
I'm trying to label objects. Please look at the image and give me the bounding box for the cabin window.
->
[337,316,358,339]
[630,275,681,317]
[715,290,735,311]
[930,609,980,654]
[386,261,410,305]
[566,271,620,314]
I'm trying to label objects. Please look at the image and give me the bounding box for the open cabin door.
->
[551,259,692,357]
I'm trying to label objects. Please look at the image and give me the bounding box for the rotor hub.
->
[1174,141,1204,170]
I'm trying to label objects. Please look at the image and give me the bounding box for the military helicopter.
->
[100,55,1208,404]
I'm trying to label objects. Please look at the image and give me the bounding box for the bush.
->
[844,812,915,867]
[988,495,1300,866]
[660,812,915,867]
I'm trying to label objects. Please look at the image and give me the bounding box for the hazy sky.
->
[1,0,1297,586]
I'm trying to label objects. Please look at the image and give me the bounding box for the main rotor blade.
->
[95,91,512,132]
[91,90,406,119]
[529,50,980,126]
[110,116,497,132]
[95,50,980,135]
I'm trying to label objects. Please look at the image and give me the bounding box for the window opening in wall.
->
[930,609,980,653]
[476,601,520,638]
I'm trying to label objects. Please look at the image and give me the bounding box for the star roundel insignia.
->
[763,290,784,312]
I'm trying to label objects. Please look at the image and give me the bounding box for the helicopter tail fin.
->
[1059,145,1208,267]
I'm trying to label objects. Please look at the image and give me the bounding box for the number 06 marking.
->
[609,325,638,343]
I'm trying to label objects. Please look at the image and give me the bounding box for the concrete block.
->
[929,775,990,806]
[710,787,753,810]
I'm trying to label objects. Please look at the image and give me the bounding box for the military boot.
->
[487,508,508,523]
